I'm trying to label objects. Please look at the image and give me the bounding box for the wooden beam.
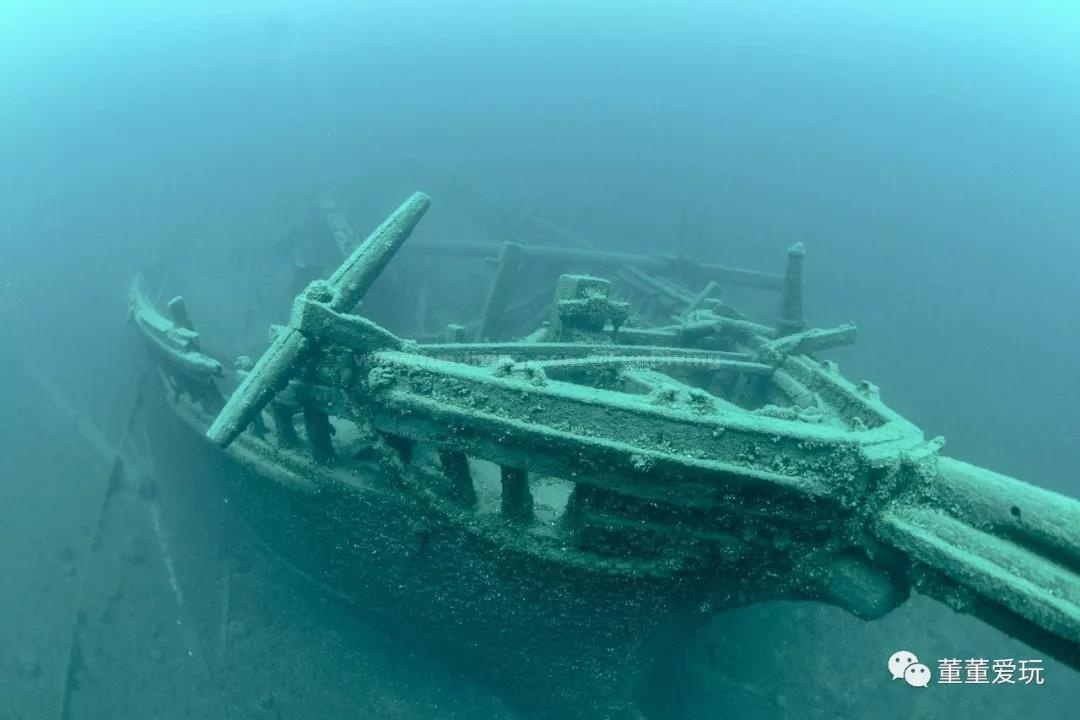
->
[206,192,430,448]
[477,242,524,341]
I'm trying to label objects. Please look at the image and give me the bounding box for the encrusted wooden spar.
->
[413,341,755,363]
[129,276,224,411]
[206,192,431,448]
[777,241,805,334]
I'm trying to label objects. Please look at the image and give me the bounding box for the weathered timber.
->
[414,342,754,364]
[206,192,430,447]
[129,278,223,381]
[514,354,773,378]
[500,466,534,522]
[681,280,720,318]
[777,242,805,334]
[438,448,478,507]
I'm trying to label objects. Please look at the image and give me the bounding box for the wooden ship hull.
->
[156,393,705,720]
[129,190,1080,719]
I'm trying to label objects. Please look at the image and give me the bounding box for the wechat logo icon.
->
[889,650,931,688]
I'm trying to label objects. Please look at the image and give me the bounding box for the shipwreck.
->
[128,190,1080,719]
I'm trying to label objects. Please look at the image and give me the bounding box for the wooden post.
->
[271,403,299,448]
[439,449,477,507]
[500,466,533,523]
[445,323,467,343]
[302,402,335,464]
[249,407,268,437]
[777,242,805,335]
[382,432,415,465]
[478,242,524,341]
